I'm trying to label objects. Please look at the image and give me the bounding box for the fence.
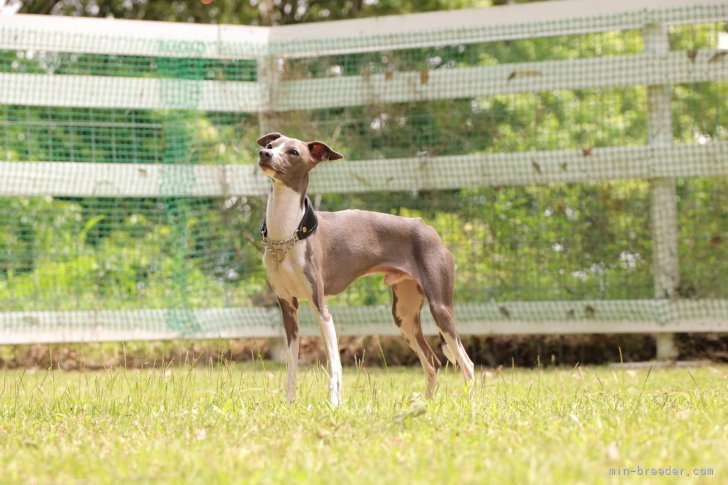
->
[0,0,727,346]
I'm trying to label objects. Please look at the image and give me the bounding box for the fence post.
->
[644,23,680,361]
[256,53,287,362]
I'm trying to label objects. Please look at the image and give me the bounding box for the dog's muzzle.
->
[258,149,276,170]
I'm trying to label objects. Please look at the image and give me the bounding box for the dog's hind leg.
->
[429,301,474,384]
[392,278,441,399]
[440,334,458,367]
[278,297,300,403]
[421,253,475,384]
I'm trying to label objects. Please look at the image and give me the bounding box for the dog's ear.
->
[308,141,344,163]
[257,132,282,147]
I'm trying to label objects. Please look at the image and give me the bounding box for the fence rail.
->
[3,142,727,198]
[271,50,728,111]
[0,14,268,58]
[1,299,726,344]
[2,49,727,112]
[0,73,264,112]
[4,0,726,57]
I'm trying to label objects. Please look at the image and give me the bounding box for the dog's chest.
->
[263,243,312,299]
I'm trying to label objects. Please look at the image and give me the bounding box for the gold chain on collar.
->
[262,232,300,263]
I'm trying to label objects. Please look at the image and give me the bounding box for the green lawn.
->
[1,362,726,484]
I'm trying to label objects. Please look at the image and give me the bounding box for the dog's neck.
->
[265,180,306,240]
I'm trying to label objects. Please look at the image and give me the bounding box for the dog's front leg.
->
[312,303,342,407]
[278,297,300,403]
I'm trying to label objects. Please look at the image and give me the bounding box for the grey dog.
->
[257,133,474,406]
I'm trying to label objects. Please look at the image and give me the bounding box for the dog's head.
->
[257,133,343,189]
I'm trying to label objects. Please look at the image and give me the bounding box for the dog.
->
[257,133,474,406]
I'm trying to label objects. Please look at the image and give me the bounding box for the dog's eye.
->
[266,144,272,149]
[290,149,299,156]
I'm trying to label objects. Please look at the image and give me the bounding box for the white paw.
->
[329,386,341,407]
[329,373,342,407]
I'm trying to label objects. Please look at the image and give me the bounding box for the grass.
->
[1,361,726,484]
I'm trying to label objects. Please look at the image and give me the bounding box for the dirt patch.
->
[1,333,726,370]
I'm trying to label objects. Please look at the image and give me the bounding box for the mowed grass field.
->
[1,361,726,484]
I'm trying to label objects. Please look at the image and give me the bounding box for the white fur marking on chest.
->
[265,243,312,299]
[263,182,312,300]
[265,183,304,241]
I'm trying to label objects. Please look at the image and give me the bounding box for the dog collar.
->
[261,195,318,262]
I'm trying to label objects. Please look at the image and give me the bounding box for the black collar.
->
[261,195,318,241]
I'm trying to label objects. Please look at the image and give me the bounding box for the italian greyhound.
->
[257,133,475,406]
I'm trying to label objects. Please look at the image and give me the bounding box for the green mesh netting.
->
[0,3,726,341]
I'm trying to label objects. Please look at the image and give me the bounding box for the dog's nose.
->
[259,149,272,159]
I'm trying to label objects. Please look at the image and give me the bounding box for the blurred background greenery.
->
[0,0,725,319]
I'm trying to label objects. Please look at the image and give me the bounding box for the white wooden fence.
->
[0,0,727,346]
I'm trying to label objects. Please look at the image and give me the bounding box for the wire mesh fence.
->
[0,0,726,342]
